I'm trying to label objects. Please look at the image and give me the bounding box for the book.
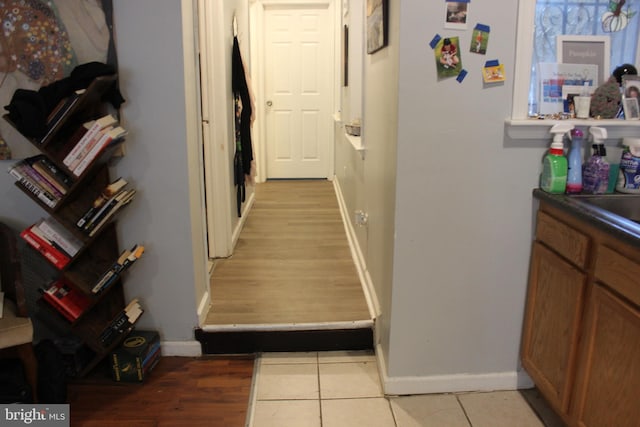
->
[20,225,70,269]
[68,125,113,172]
[35,217,83,257]
[8,164,58,208]
[63,114,118,168]
[110,330,160,382]
[27,222,70,256]
[91,245,145,294]
[89,189,136,236]
[99,299,144,347]
[81,187,127,232]
[73,126,127,176]
[76,177,128,229]
[9,161,60,207]
[40,89,86,144]
[28,155,71,195]
[13,161,63,199]
[41,280,92,322]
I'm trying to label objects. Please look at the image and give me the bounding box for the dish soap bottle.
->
[566,128,584,194]
[582,127,609,194]
[540,123,572,194]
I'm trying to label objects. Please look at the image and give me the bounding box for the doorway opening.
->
[196,0,372,343]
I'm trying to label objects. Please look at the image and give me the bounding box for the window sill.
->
[506,118,640,141]
[345,133,364,152]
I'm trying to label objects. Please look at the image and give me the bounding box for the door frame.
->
[250,0,339,183]
[198,0,233,258]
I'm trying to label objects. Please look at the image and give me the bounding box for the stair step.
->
[195,324,374,354]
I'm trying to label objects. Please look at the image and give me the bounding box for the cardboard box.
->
[110,330,160,382]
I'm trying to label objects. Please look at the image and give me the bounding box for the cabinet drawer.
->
[536,211,590,269]
[595,245,640,307]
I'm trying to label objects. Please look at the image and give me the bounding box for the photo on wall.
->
[0,0,117,159]
[435,36,463,79]
[366,0,388,54]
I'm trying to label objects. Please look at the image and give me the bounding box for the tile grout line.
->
[386,396,399,427]
[317,352,324,427]
[455,394,474,427]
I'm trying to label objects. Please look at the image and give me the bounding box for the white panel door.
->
[264,4,332,178]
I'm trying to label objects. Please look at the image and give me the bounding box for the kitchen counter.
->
[533,188,640,248]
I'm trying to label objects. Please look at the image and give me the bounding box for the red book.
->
[42,280,92,321]
[20,225,70,269]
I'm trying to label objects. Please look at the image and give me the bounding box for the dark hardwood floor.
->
[67,356,255,427]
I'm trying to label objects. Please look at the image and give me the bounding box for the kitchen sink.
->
[570,194,640,224]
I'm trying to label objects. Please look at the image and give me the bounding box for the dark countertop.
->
[533,188,640,248]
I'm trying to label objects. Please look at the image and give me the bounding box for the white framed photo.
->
[623,96,640,120]
[557,35,610,86]
[622,75,640,99]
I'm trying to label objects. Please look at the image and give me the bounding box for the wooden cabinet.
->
[521,212,589,423]
[4,75,141,378]
[522,202,640,427]
[571,246,640,427]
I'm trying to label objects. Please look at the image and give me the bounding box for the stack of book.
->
[62,114,127,177]
[76,177,136,236]
[99,299,144,347]
[110,330,161,382]
[40,279,92,322]
[8,155,73,208]
[92,244,145,294]
[40,88,86,145]
[21,218,83,269]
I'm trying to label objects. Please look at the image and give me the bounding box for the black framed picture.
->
[366,0,388,54]
[343,25,349,87]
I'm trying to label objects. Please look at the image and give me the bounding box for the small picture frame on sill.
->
[623,96,640,120]
[622,74,640,99]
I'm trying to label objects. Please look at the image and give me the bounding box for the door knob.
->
[266,100,273,107]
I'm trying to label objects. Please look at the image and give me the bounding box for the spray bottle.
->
[566,128,585,193]
[540,123,572,194]
[582,127,610,194]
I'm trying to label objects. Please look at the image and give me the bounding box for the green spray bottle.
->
[540,123,572,193]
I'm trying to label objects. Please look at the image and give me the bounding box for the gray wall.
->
[110,0,202,341]
[336,0,546,392]
[386,2,542,390]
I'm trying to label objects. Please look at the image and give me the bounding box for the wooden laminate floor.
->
[205,180,371,325]
[67,356,254,427]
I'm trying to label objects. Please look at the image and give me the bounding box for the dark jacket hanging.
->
[232,36,253,217]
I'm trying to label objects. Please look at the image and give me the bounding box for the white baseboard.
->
[161,340,203,357]
[232,190,256,249]
[196,289,211,326]
[376,343,534,395]
[332,177,381,319]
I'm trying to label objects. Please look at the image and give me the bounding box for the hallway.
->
[204,180,371,327]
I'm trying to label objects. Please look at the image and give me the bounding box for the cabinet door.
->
[571,284,640,427]
[521,242,587,416]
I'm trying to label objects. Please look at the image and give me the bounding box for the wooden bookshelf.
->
[4,74,142,378]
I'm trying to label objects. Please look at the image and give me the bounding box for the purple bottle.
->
[582,143,610,194]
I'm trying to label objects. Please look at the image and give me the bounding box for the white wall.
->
[383,1,542,393]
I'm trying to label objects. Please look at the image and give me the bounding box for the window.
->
[513,0,640,119]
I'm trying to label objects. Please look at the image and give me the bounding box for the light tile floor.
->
[248,351,559,427]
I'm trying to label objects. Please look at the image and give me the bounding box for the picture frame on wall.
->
[557,35,610,86]
[343,25,349,87]
[366,0,388,54]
